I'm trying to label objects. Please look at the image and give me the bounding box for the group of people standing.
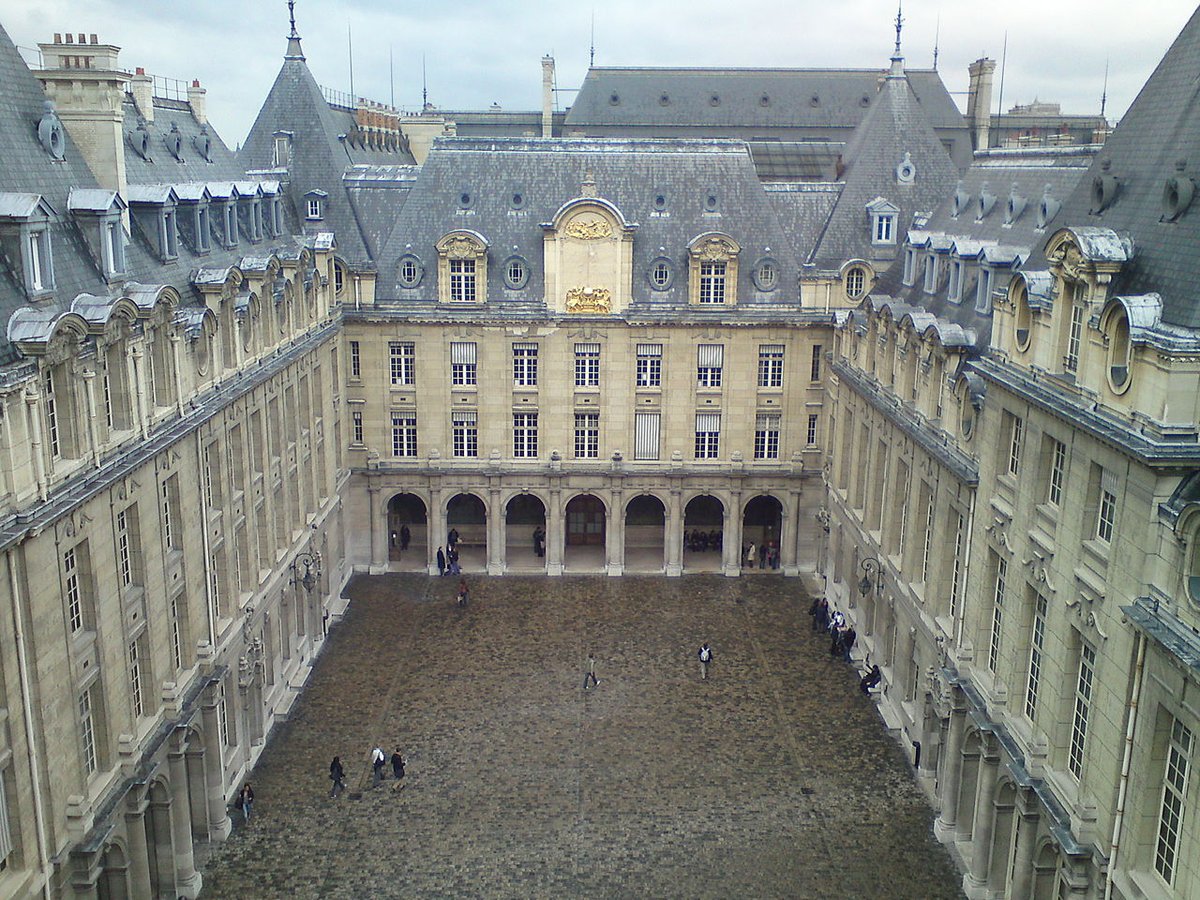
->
[436,528,462,576]
[809,596,882,694]
[743,540,780,570]
[328,746,406,797]
[684,530,722,552]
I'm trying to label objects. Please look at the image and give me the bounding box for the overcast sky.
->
[1,0,1195,148]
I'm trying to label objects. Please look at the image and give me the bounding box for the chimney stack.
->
[188,79,207,125]
[541,55,555,139]
[130,67,154,122]
[966,58,997,151]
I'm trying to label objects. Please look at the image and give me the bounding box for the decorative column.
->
[488,487,504,574]
[168,738,202,898]
[1008,800,1040,899]
[935,702,967,840]
[123,788,153,900]
[782,489,802,575]
[428,486,446,575]
[965,734,1001,896]
[666,488,683,576]
[606,488,624,576]
[546,488,563,576]
[366,483,382,572]
[723,492,742,577]
[199,692,232,841]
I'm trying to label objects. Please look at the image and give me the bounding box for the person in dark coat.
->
[842,627,857,663]
[390,747,406,786]
[329,757,346,798]
[830,627,845,658]
[860,664,882,694]
[815,598,830,633]
[400,524,410,551]
[436,547,446,576]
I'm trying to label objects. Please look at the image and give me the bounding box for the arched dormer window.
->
[687,233,740,306]
[436,231,489,304]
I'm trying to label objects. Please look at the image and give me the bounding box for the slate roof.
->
[343,165,419,263]
[566,67,966,131]
[764,182,842,264]
[121,96,242,185]
[1024,6,1200,329]
[239,32,415,269]
[749,141,843,181]
[872,147,1094,347]
[375,137,803,314]
[805,58,960,273]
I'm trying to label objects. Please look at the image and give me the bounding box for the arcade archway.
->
[506,493,546,572]
[742,495,783,571]
[446,493,487,573]
[683,495,724,573]
[387,492,428,571]
[564,494,606,572]
[625,495,665,572]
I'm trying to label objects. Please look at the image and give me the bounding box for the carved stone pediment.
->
[566,287,612,314]
[564,217,613,241]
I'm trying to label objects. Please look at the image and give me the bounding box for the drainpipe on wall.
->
[1104,629,1146,900]
[7,550,53,899]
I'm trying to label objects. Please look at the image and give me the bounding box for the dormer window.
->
[0,193,58,297]
[160,209,178,260]
[687,233,740,306]
[866,198,899,246]
[947,259,963,302]
[250,200,263,242]
[124,185,179,262]
[272,133,292,168]
[435,231,488,304]
[902,247,917,285]
[195,204,212,252]
[305,191,327,221]
[101,220,125,276]
[975,265,994,313]
[270,198,283,236]
[28,228,52,291]
[923,252,939,293]
[223,201,238,247]
[68,189,127,279]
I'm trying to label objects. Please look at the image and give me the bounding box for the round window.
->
[753,258,779,292]
[960,393,976,440]
[458,191,473,210]
[1013,281,1032,352]
[503,256,529,290]
[334,262,346,296]
[510,191,526,210]
[653,194,667,213]
[845,267,867,300]
[704,193,719,213]
[194,329,211,376]
[1106,308,1132,393]
[398,255,423,288]
[648,257,673,291]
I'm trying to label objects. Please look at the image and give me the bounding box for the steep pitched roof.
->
[1028,6,1200,329]
[120,96,242,185]
[238,32,415,268]
[806,57,960,272]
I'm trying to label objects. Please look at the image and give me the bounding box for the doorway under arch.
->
[564,494,606,572]
[683,495,724,573]
[387,492,428,571]
[506,493,546,572]
[742,494,783,571]
[446,493,487,573]
[625,495,665,573]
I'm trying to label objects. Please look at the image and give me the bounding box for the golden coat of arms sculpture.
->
[566,287,612,314]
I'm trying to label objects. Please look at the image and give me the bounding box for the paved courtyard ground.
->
[199,575,962,899]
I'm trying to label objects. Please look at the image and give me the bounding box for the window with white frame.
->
[636,344,662,387]
[1068,639,1096,779]
[1155,718,1194,885]
[116,506,140,588]
[44,367,61,458]
[757,345,784,388]
[698,260,727,304]
[64,545,84,634]
[349,340,361,379]
[574,343,600,387]
[947,259,963,302]
[807,413,819,446]
[389,341,415,386]
[697,344,723,388]
[873,212,895,244]
[272,134,291,167]
[1047,438,1067,506]
[694,413,720,459]
[754,413,780,460]
[1025,593,1048,721]
[513,343,538,387]
[1097,469,1118,543]
[950,512,965,618]
[513,412,538,458]
[1006,413,1024,476]
[351,409,364,444]
[688,235,739,305]
[102,219,125,276]
[27,226,54,292]
[452,411,478,458]
[306,197,323,220]
[634,412,660,460]
[923,252,939,293]
[1065,285,1085,372]
[574,412,599,459]
[449,258,476,302]
[988,554,1006,674]
[450,342,477,386]
[169,598,183,671]
[920,489,934,583]
[902,247,917,285]
[391,413,417,457]
[129,638,145,719]
[79,689,97,775]
[975,265,995,314]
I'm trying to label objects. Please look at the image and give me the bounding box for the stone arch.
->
[624,493,666,573]
[97,840,130,900]
[564,492,607,572]
[742,494,784,571]
[387,492,428,569]
[445,492,487,572]
[144,779,174,898]
[957,728,985,839]
[1032,841,1060,900]
[683,493,725,573]
[989,778,1020,892]
[505,492,547,571]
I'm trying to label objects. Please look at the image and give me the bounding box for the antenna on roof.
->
[422,54,428,110]
[1100,58,1109,120]
[932,12,940,70]
[390,46,395,108]
[996,31,1008,119]
[347,22,355,101]
[590,10,596,68]
[893,2,904,59]
[288,0,298,38]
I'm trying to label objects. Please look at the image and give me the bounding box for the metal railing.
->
[153,74,190,101]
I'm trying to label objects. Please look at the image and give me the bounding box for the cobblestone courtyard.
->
[199,575,962,899]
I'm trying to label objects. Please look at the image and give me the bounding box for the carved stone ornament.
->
[564,217,613,240]
[694,237,734,261]
[1047,239,1086,280]
[566,287,612,314]
[443,237,484,260]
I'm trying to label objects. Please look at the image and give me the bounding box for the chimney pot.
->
[65,33,73,43]
[54,33,61,43]
[77,33,85,43]
[136,66,144,75]
[90,34,97,44]
[192,79,200,87]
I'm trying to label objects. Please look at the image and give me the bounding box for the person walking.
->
[371,745,387,786]
[436,547,446,576]
[329,756,346,798]
[456,577,470,608]
[582,651,600,690]
[238,782,254,823]
[842,627,857,663]
[448,546,460,575]
[698,642,713,680]
[390,747,406,789]
[400,524,410,551]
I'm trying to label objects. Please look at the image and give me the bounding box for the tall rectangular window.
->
[975,266,994,313]
[391,413,417,457]
[129,639,145,719]
[754,414,780,460]
[807,413,819,446]
[169,598,183,671]
[1097,469,1118,543]
[636,344,662,388]
[920,490,935,583]
[698,260,727,304]
[64,545,83,633]
[1007,414,1024,476]
[1065,300,1084,373]
[452,411,478,458]
[79,689,97,775]
[389,341,415,385]
[1025,593,1048,721]
[988,555,1007,674]
[349,340,361,379]
[695,413,721,459]
[634,412,660,460]
[1048,438,1067,506]
[1068,640,1096,779]
[513,343,538,387]
[450,342,477,386]
[810,344,823,382]
[513,412,539,458]
[161,476,179,551]
[950,512,965,618]
[574,343,600,387]
[697,344,723,388]
[116,506,141,589]
[757,345,784,388]
[574,413,599,459]
[1155,718,1194,885]
[449,258,477,302]
[351,409,364,444]
[44,368,60,458]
